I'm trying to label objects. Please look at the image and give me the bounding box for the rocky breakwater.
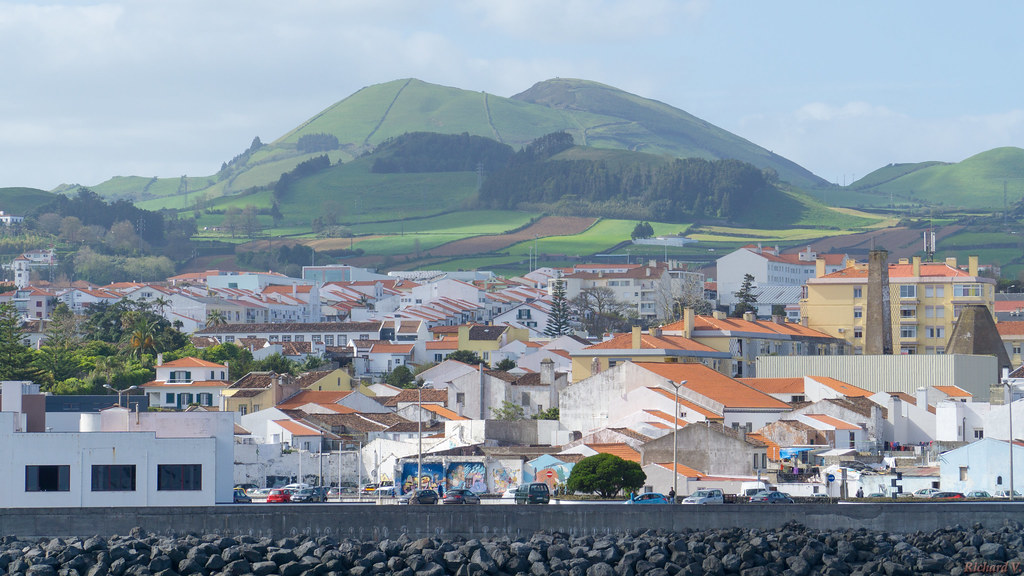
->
[2,521,1024,576]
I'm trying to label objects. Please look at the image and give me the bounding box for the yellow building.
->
[801,255,995,355]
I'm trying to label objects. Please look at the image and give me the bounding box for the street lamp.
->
[418,381,432,490]
[667,379,687,502]
[1007,379,1015,502]
[103,384,138,408]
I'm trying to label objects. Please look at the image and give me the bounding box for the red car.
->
[266,488,292,503]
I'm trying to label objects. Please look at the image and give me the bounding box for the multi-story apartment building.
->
[561,261,703,324]
[716,245,849,314]
[801,255,995,355]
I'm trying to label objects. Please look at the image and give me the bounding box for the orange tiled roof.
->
[585,443,640,463]
[642,409,690,428]
[160,357,226,369]
[273,419,322,436]
[997,321,1024,336]
[646,388,724,419]
[664,315,836,339]
[585,332,720,353]
[421,404,468,420]
[277,390,351,410]
[818,262,972,280]
[371,342,415,354]
[803,414,861,430]
[737,377,804,394]
[635,363,792,410]
[934,385,972,398]
[809,376,873,398]
[655,462,704,478]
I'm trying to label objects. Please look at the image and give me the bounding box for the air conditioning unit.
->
[837,328,845,333]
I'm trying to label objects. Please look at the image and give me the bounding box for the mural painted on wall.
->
[399,462,444,495]
[524,454,574,491]
[490,463,519,494]
[446,462,488,493]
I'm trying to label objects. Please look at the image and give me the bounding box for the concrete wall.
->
[756,354,997,399]
[5,503,1024,539]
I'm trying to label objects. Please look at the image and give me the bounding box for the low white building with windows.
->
[0,381,234,507]
[141,356,229,410]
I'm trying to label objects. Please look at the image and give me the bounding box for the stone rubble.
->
[1,521,1023,576]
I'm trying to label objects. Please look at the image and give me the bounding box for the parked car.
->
[931,491,965,500]
[234,483,258,495]
[375,486,396,497]
[443,489,481,505]
[233,488,252,503]
[266,488,292,503]
[360,483,378,494]
[749,491,794,503]
[626,492,671,504]
[913,488,941,498]
[514,482,551,505]
[681,489,725,505]
[994,490,1023,498]
[966,490,992,498]
[399,489,439,505]
[290,488,318,503]
[866,492,887,498]
[502,486,518,499]
[251,487,273,499]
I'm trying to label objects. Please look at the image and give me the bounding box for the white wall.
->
[0,412,222,508]
[935,400,989,442]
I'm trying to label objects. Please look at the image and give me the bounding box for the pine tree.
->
[732,273,759,317]
[0,303,37,381]
[544,279,571,337]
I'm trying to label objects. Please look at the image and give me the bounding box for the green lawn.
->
[349,210,538,236]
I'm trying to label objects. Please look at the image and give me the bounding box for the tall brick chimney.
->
[866,249,893,355]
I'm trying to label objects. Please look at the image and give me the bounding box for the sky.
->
[3,0,1024,191]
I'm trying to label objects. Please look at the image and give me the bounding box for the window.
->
[282,335,291,342]
[312,335,322,343]
[239,405,247,415]
[974,429,984,439]
[925,305,945,318]
[165,393,174,404]
[899,285,917,299]
[853,307,863,319]
[456,393,465,405]
[960,467,968,481]
[252,404,259,412]
[434,353,443,362]
[157,464,202,491]
[899,306,916,319]
[953,284,982,298]
[325,335,335,346]
[1015,344,1022,355]
[853,287,863,298]
[295,336,304,342]
[900,325,917,339]
[926,326,945,339]
[26,465,70,492]
[791,395,805,403]
[848,431,855,448]
[853,327,863,338]
[91,464,136,491]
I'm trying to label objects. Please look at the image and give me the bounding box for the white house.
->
[141,356,229,410]
[716,245,848,312]
[939,437,1024,495]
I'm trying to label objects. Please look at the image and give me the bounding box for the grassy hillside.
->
[844,147,1024,211]
[86,77,830,208]
[0,187,59,214]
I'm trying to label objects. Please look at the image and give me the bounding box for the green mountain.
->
[846,147,1024,211]
[85,78,828,208]
[0,187,59,214]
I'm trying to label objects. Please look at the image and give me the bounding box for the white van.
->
[740,481,771,497]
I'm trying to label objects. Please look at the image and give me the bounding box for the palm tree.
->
[153,296,171,318]
[125,319,157,359]
[206,309,227,327]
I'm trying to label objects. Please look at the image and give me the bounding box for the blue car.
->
[626,492,671,504]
